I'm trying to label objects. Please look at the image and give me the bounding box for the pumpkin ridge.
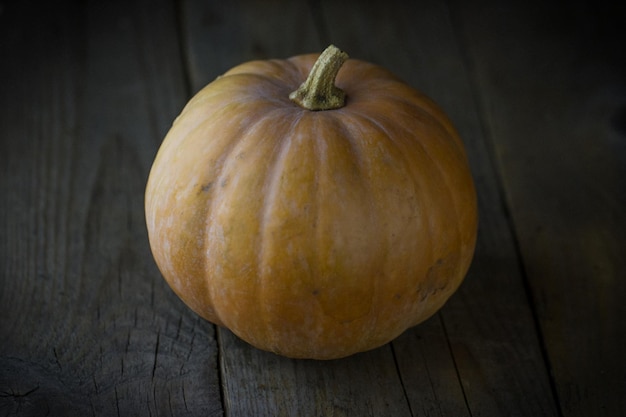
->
[373,104,475,321]
[183,73,293,117]
[202,107,289,328]
[365,88,466,156]
[223,73,295,106]
[341,111,437,328]
[255,111,306,352]
[146,102,271,325]
[169,98,277,157]
[178,75,264,114]
[308,116,378,328]
[304,115,380,351]
[322,114,382,348]
[224,58,301,84]
[334,59,402,91]
[383,108,474,319]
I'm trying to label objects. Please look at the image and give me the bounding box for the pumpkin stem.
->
[290,45,349,111]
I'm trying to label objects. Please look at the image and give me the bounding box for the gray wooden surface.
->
[1,0,624,416]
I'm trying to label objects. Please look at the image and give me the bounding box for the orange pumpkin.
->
[145,45,477,359]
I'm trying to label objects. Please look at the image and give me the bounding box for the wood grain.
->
[181,0,322,92]
[1,0,222,415]
[220,332,412,417]
[451,0,626,415]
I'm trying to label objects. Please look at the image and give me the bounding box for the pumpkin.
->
[145,45,477,359]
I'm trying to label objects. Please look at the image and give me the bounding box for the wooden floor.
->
[1,0,625,415]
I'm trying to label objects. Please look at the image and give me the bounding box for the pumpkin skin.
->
[145,49,478,359]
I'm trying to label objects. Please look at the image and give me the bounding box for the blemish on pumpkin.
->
[418,257,446,301]
[199,182,213,193]
[312,289,320,296]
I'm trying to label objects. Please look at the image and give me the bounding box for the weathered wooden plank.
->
[182,0,323,92]
[220,331,412,417]
[0,0,222,415]
[450,0,626,415]
[321,1,559,416]
[180,1,415,416]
